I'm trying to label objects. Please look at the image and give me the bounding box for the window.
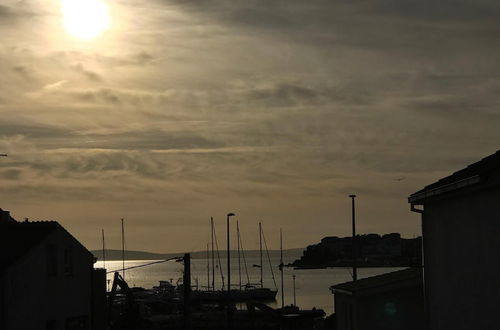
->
[46,244,58,277]
[64,247,73,277]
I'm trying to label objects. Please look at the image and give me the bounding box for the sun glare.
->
[61,0,111,40]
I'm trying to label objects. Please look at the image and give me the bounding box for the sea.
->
[95,252,402,314]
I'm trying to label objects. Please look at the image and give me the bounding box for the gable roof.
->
[409,150,500,204]
[330,267,422,296]
[0,219,94,272]
[0,221,59,271]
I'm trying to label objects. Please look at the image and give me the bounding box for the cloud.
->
[71,64,102,81]
[0,0,499,251]
[43,80,69,90]
[0,4,33,24]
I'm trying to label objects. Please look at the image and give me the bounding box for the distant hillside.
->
[92,248,304,261]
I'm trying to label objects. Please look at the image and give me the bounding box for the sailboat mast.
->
[280,228,284,308]
[102,229,106,270]
[207,243,210,291]
[121,218,125,280]
[237,221,241,291]
[259,222,263,288]
[211,217,215,291]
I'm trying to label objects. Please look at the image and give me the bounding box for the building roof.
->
[0,220,60,272]
[330,267,422,296]
[0,216,94,273]
[409,150,500,204]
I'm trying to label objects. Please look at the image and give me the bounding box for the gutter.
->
[329,287,353,296]
[408,175,480,204]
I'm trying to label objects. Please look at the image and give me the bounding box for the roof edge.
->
[408,175,480,204]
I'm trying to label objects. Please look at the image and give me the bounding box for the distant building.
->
[294,234,421,268]
[409,150,500,330]
[0,208,106,330]
[330,267,423,330]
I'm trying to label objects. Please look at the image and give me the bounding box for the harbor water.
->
[96,253,402,313]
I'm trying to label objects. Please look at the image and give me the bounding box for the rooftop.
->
[330,267,422,296]
[409,150,500,203]
[0,220,60,271]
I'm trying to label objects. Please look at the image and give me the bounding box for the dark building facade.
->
[331,267,423,330]
[409,150,500,330]
[0,208,106,330]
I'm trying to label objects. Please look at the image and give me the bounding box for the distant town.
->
[292,233,422,269]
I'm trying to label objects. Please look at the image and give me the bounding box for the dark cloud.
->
[71,64,102,82]
[0,168,22,180]
[0,122,73,140]
[11,65,33,77]
[166,0,500,56]
[94,52,157,67]
[0,4,32,23]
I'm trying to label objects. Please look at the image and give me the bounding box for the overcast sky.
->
[1,0,499,253]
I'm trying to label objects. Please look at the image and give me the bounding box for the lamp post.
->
[349,195,357,281]
[226,212,235,329]
[227,213,235,295]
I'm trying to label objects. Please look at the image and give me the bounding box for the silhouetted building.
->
[330,267,423,330]
[0,209,106,330]
[409,150,500,330]
[293,234,421,268]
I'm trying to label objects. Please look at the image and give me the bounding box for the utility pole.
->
[259,222,263,288]
[280,228,284,308]
[349,195,357,281]
[102,229,106,270]
[183,253,191,330]
[293,274,296,306]
[237,221,241,291]
[121,218,125,280]
[211,217,215,291]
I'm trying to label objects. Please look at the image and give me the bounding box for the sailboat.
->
[192,219,277,302]
[232,221,277,301]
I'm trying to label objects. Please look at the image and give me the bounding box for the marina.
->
[97,258,403,313]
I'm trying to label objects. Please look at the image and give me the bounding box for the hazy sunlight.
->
[61,0,110,40]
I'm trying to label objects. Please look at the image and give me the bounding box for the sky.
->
[1,0,499,253]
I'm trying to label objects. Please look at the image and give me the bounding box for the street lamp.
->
[226,213,236,295]
[349,195,357,281]
[226,212,235,329]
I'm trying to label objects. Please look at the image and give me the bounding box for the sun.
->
[61,0,111,40]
